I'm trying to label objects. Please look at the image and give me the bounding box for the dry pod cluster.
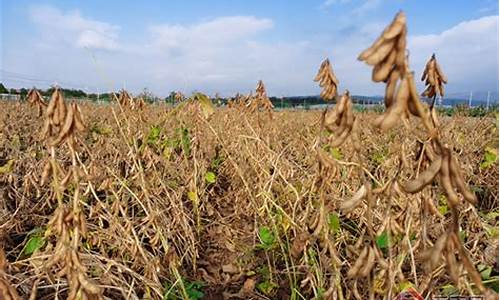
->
[174,91,185,103]
[373,71,431,131]
[134,96,146,110]
[40,88,86,148]
[26,88,47,117]
[117,89,132,107]
[423,229,493,297]
[44,207,101,299]
[41,88,67,138]
[421,54,447,99]
[228,93,248,109]
[0,248,20,300]
[314,58,339,100]
[360,10,490,296]
[358,12,433,132]
[40,90,85,186]
[358,11,407,81]
[323,90,359,149]
[117,89,145,109]
[248,80,274,114]
[401,144,477,207]
[347,242,382,278]
[50,102,86,147]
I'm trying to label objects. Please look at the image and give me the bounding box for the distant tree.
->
[138,87,160,103]
[9,88,18,94]
[20,88,28,97]
[0,83,8,94]
[43,87,56,97]
[166,91,176,104]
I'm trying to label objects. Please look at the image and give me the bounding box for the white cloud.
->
[352,0,383,17]
[142,16,282,94]
[322,0,352,8]
[29,5,120,50]
[408,15,499,93]
[6,6,497,97]
[150,16,273,47]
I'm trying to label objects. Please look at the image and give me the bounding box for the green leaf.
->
[484,211,499,221]
[480,147,498,169]
[478,264,492,280]
[0,159,15,174]
[438,195,449,215]
[257,281,277,295]
[185,281,205,300]
[163,279,205,300]
[483,276,499,293]
[440,284,459,296]
[23,235,45,256]
[459,230,467,243]
[376,231,390,250]
[162,147,173,160]
[328,213,341,235]
[205,171,216,184]
[258,226,275,249]
[90,124,112,135]
[438,204,448,215]
[187,191,198,202]
[330,147,343,160]
[147,125,161,145]
[485,226,499,238]
[398,281,414,292]
[180,127,191,156]
[370,149,386,166]
[194,93,215,119]
[211,158,223,170]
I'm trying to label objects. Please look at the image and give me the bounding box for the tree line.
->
[0,82,380,107]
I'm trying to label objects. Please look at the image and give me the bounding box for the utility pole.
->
[468,91,473,107]
[486,91,490,109]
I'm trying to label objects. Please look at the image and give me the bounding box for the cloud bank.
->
[3,5,497,97]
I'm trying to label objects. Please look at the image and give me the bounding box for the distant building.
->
[0,93,21,101]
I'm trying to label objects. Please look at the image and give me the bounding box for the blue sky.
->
[1,0,498,97]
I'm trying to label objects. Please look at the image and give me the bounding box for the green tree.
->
[0,83,8,94]
[20,88,28,97]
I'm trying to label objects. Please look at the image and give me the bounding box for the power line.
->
[0,69,100,91]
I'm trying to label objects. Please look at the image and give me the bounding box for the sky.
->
[1,0,499,98]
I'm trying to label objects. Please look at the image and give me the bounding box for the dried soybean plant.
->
[133,96,146,110]
[0,249,20,300]
[314,58,339,101]
[174,91,185,103]
[247,80,274,115]
[421,54,447,104]
[26,88,47,117]
[358,11,407,82]
[38,89,102,299]
[323,90,361,150]
[300,59,363,298]
[227,93,239,109]
[357,11,431,132]
[227,93,248,110]
[358,10,496,298]
[116,89,134,108]
[314,58,360,156]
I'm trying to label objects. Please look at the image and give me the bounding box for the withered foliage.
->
[26,88,47,117]
[247,80,274,114]
[0,10,497,300]
[314,58,339,101]
[421,53,447,99]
